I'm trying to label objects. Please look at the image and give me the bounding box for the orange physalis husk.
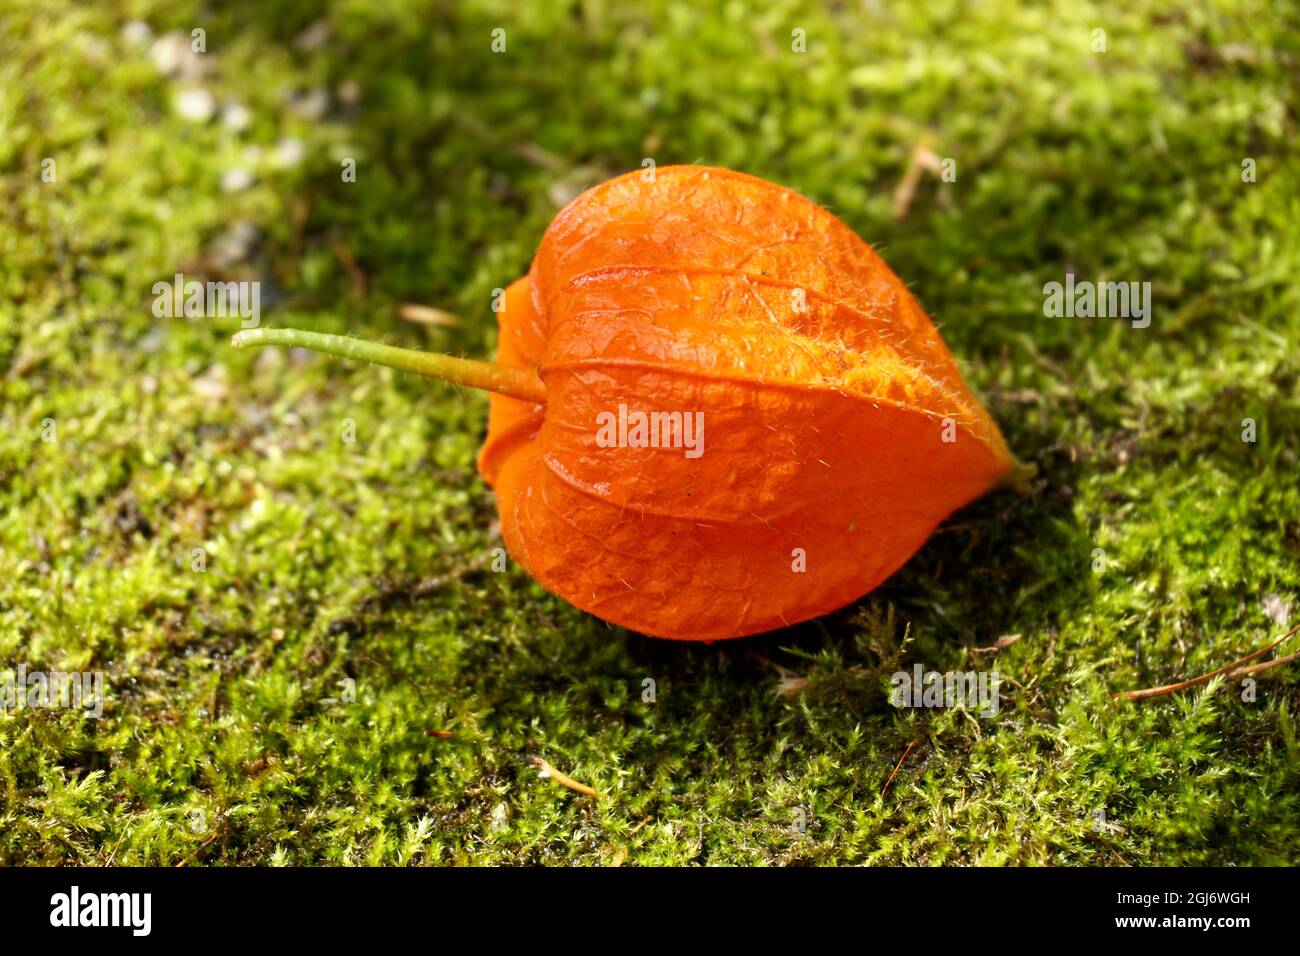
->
[480,166,1027,639]
[234,165,1030,641]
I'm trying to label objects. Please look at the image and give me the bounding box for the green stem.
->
[231,327,546,405]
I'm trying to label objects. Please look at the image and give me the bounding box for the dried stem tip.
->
[231,327,547,405]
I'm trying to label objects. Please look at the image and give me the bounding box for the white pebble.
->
[291,89,330,120]
[150,32,188,74]
[122,21,153,46]
[221,101,252,132]
[337,79,361,106]
[274,137,305,168]
[174,87,215,123]
[221,168,254,193]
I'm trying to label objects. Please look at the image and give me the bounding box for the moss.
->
[1,0,1297,864]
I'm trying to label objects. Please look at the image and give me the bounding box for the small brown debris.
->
[532,756,601,798]
[891,131,941,221]
[330,235,367,298]
[881,738,920,800]
[974,632,1022,655]
[398,304,460,327]
[749,651,809,698]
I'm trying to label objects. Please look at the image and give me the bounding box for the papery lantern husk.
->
[478,165,1019,640]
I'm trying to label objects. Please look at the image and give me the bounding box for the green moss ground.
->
[1,0,1298,865]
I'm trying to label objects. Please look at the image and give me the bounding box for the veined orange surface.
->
[476,165,1020,639]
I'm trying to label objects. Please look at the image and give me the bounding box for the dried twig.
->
[1112,622,1300,701]
[532,756,601,798]
[972,633,1021,655]
[103,827,129,866]
[1224,650,1300,679]
[880,738,920,800]
[330,234,367,298]
[891,130,940,221]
